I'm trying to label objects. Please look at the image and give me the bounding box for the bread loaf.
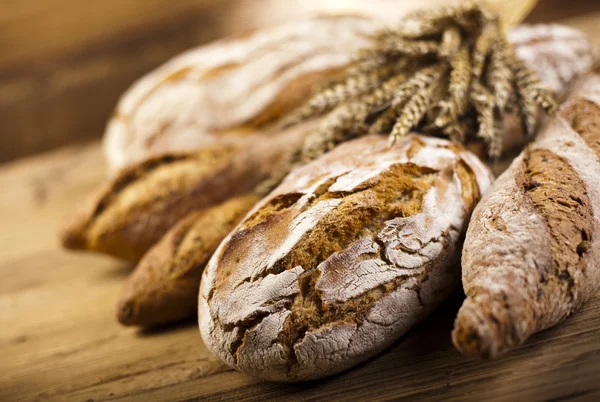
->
[199,134,493,381]
[61,123,313,262]
[103,14,375,173]
[508,24,596,95]
[67,22,590,262]
[103,20,594,172]
[453,67,600,359]
[117,194,258,326]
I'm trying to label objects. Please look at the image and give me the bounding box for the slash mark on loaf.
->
[519,149,593,308]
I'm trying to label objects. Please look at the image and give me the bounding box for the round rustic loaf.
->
[199,134,493,381]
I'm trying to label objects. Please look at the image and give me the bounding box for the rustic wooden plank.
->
[1,239,599,401]
[192,291,600,402]
[0,252,230,401]
[0,142,105,263]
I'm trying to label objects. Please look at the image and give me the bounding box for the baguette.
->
[199,134,493,381]
[117,194,258,326]
[61,123,312,262]
[453,67,600,359]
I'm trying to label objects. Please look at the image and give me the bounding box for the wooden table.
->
[3,10,600,402]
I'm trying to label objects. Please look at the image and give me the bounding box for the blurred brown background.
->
[1,0,599,164]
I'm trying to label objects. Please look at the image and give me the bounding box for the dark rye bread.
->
[61,123,313,262]
[117,194,258,326]
[453,69,600,359]
[199,134,493,382]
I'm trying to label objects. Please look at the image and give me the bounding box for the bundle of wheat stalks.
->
[285,2,556,162]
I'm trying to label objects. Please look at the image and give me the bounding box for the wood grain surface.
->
[2,4,600,402]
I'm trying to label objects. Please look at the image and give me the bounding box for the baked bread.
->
[103,14,375,173]
[104,22,595,173]
[453,67,600,359]
[117,194,258,326]
[199,134,493,381]
[492,24,596,156]
[508,24,596,95]
[61,123,312,262]
[65,22,591,262]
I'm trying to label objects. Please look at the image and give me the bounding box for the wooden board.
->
[3,7,600,402]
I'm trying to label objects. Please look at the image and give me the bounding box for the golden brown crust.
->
[523,150,593,287]
[117,194,258,327]
[61,148,237,261]
[61,123,313,262]
[560,99,600,158]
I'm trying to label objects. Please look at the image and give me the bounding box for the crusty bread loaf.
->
[103,14,375,173]
[61,122,313,262]
[103,22,595,173]
[453,67,600,359]
[117,194,258,326]
[199,134,493,381]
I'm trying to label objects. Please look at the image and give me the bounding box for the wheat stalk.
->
[259,3,556,195]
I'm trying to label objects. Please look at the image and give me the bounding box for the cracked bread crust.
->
[453,71,600,359]
[199,134,493,382]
